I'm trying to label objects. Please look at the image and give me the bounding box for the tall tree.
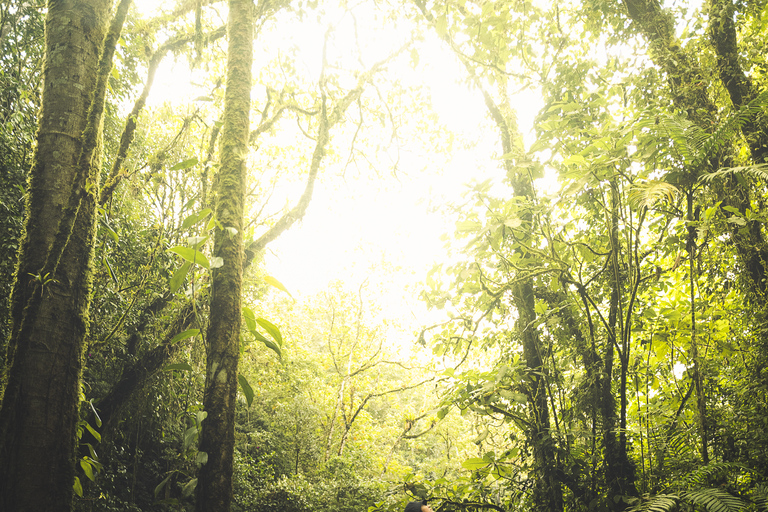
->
[0,0,130,509]
[195,0,252,509]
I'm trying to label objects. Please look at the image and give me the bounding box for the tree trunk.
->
[602,181,638,505]
[195,0,252,509]
[0,1,111,510]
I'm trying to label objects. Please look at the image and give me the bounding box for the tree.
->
[195,0,253,509]
[0,0,131,509]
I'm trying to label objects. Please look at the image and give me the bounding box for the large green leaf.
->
[256,318,283,346]
[168,246,210,269]
[169,328,199,345]
[265,275,293,299]
[169,157,198,171]
[461,457,491,470]
[169,261,191,293]
[238,374,255,407]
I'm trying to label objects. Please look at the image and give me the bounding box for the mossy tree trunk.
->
[195,0,252,509]
[0,0,119,510]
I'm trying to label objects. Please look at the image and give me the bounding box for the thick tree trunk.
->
[0,1,111,510]
[195,0,252,509]
[622,0,768,301]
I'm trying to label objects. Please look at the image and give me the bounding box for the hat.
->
[404,501,426,512]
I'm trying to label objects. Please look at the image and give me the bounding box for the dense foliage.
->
[1,0,768,511]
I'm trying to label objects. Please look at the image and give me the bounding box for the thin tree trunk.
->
[0,1,114,509]
[602,180,638,505]
[195,0,252,509]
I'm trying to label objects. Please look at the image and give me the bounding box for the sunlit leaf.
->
[168,246,210,269]
[264,275,293,298]
[256,318,283,346]
[80,459,95,482]
[461,457,490,470]
[170,157,198,171]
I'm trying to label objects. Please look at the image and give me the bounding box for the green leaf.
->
[103,256,118,287]
[210,256,224,269]
[85,422,101,443]
[169,328,199,345]
[182,478,198,498]
[154,474,172,498]
[168,246,210,269]
[80,458,95,482]
[242,306,257,334]
[238,374,255,407]
[256,318,283,346]
[170,261,191,294]
[265,275,293,298]
[181,208,213,230]
[456,220,481,232]
[170,157,198,171]
[461,457,490,470]
[435,13,447,37]
[183,426,198,452]
[262,338,283,359]
[73,476,83,497]
[196,451,208,466]
[473,427,489,445]
[164,362,194,372]
[88,400,102,428]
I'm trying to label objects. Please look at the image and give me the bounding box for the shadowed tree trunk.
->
[195,0,252,509]
[0,0,130,509]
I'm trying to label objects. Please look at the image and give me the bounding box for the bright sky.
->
[133,0,541,328]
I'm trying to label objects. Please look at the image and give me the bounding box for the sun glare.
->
[127,0,543,329]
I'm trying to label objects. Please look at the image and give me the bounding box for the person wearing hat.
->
[404,500,434,512]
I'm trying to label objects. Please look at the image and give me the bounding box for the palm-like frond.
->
[752,483,768,512]
[678,462,739,489]
[698,163,768,184]
[681,488,748,512]
[638,89,768,173]
[628,180,681,209]
[628,494,679,512]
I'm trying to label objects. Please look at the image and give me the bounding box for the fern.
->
[752,483,768,512]
[638,90,768,176]
[628,494,679,512]
[698,163,768,184]
[628,180,681,209]
[678,462,740,489]
[681,488,747,512]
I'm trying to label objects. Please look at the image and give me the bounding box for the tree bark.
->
[0,1,112,510]
[195,0,252,509]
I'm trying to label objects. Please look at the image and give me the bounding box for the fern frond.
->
[698,163,768,184]
[680,488,747,512]
[752,483,768,512]
[693,89,768,169]
[678,462,739,489]
[628,180,681,209]
[628,494,680,512]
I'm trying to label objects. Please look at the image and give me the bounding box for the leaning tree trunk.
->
[0,1,116,510]
[195,0,252,509]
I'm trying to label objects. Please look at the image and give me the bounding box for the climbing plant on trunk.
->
[195,0,253,509]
